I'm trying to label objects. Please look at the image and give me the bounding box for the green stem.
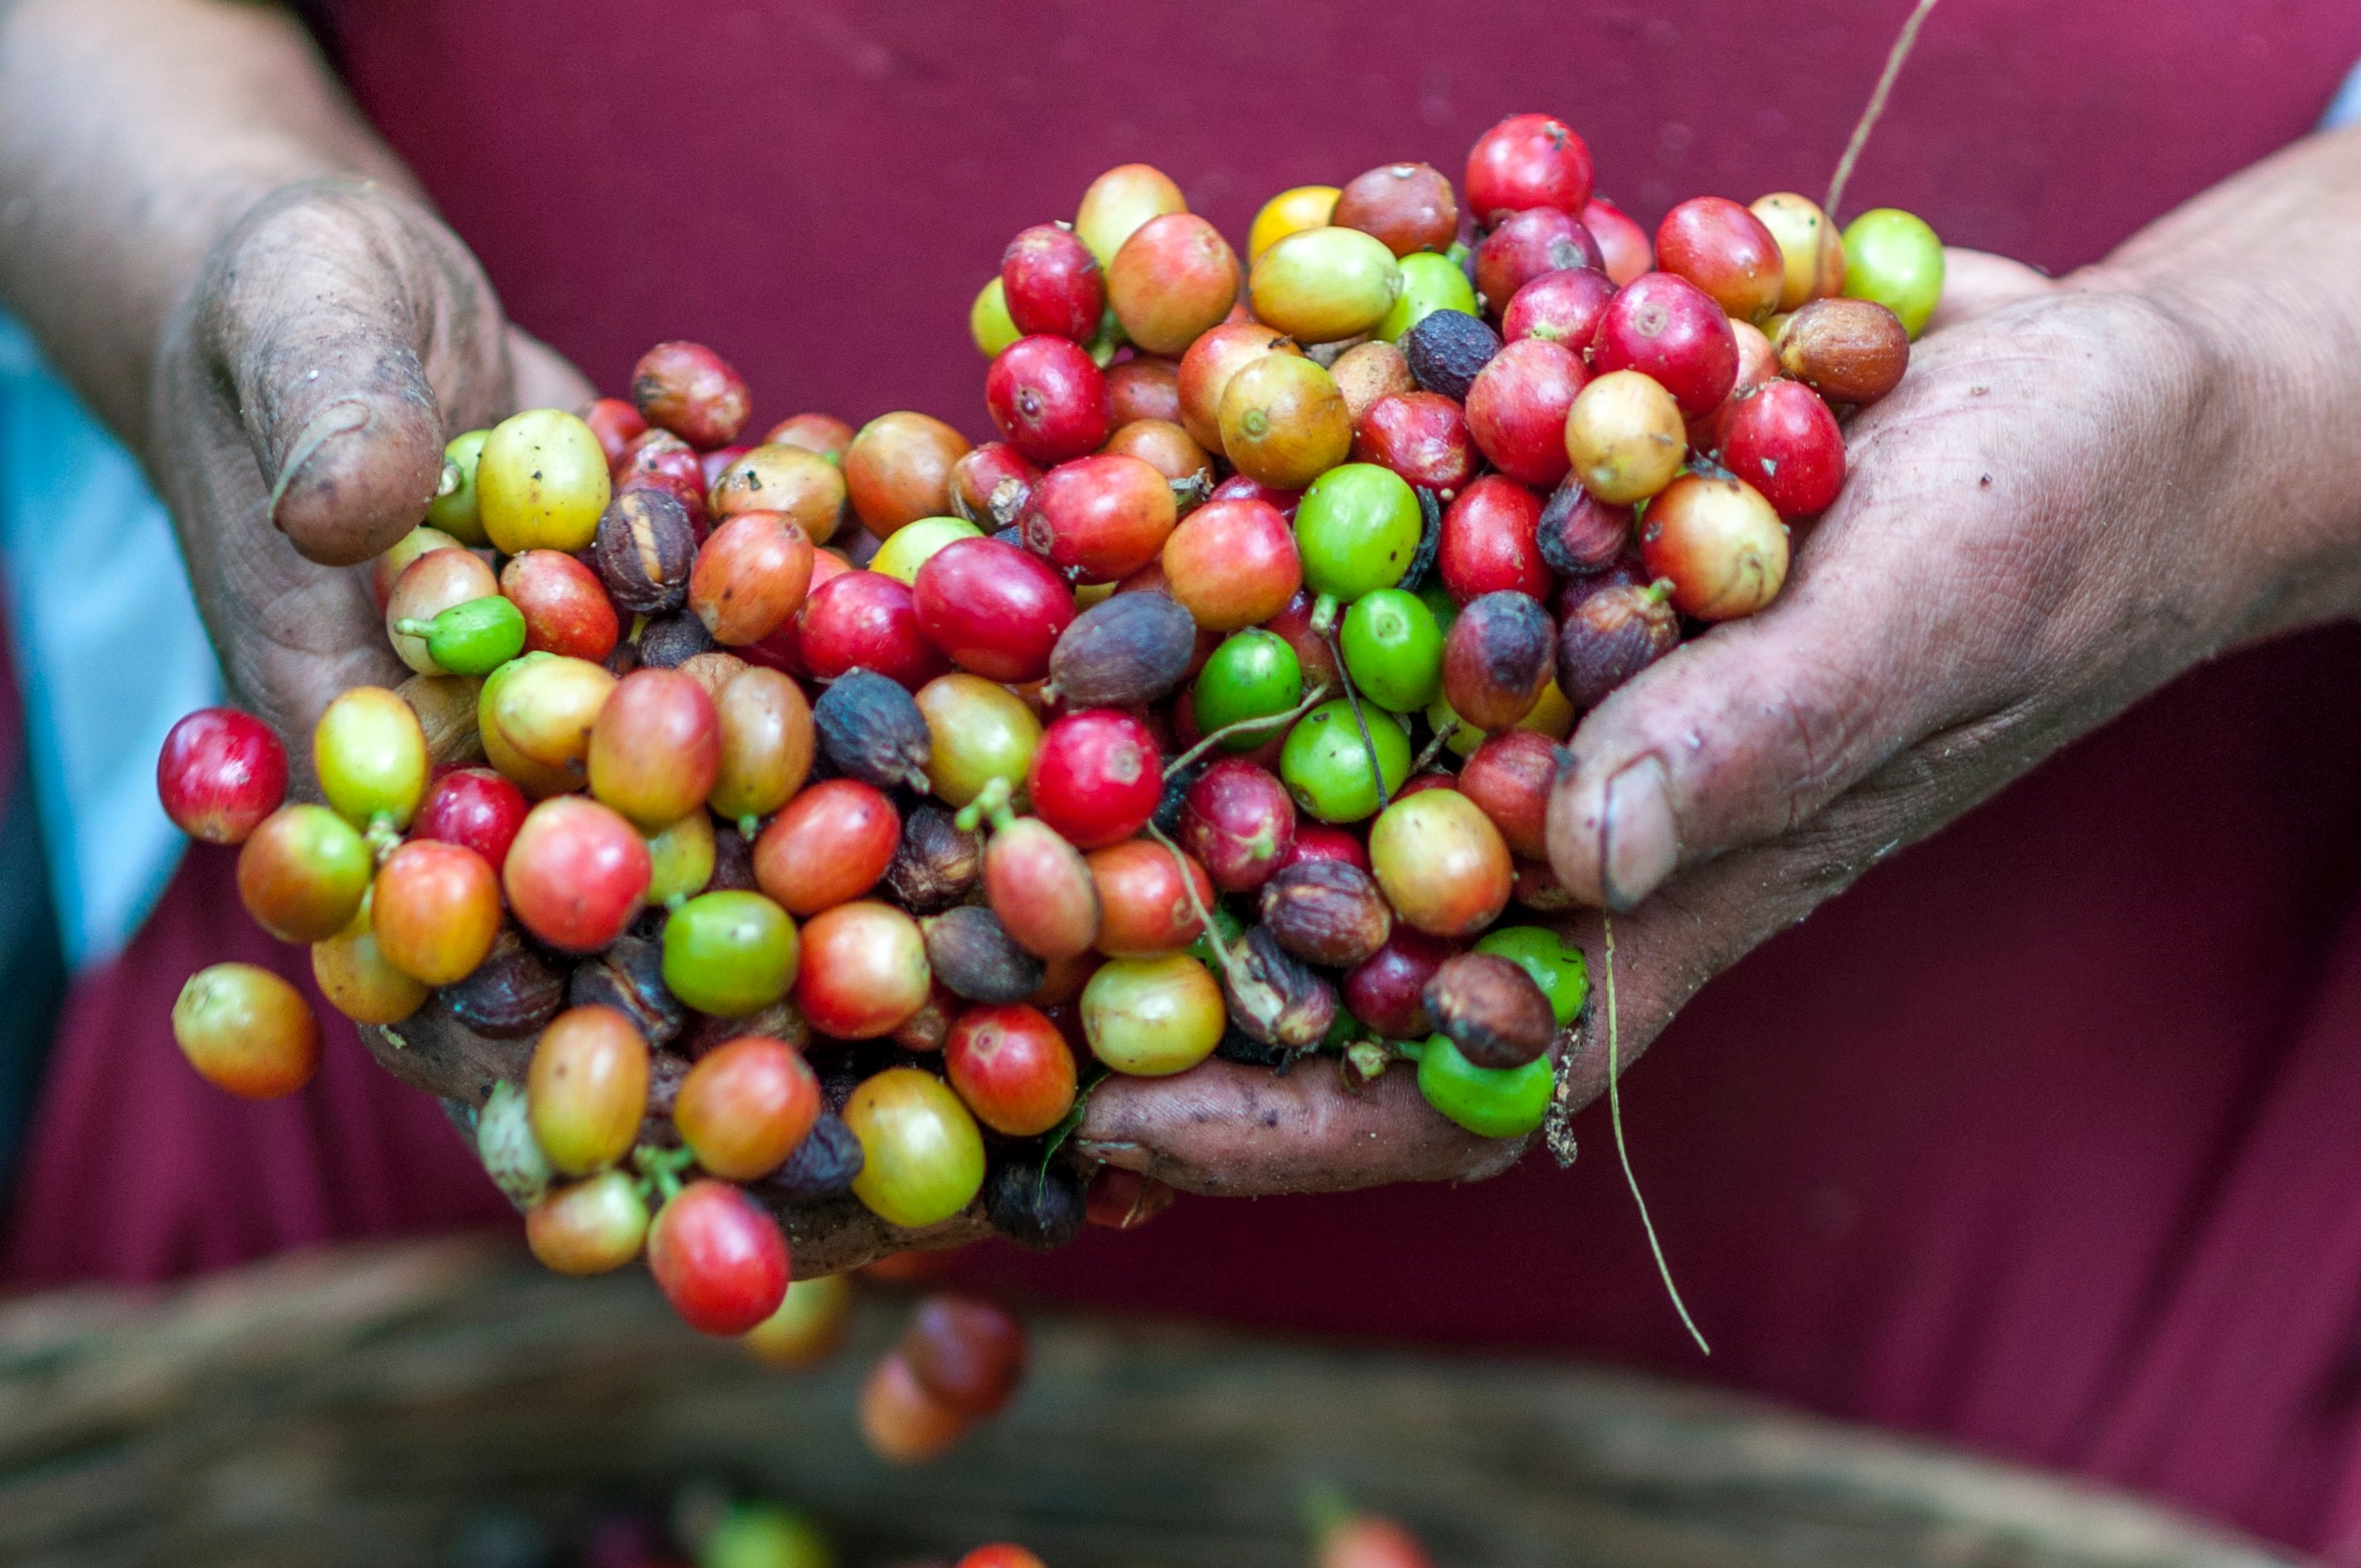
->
[1163,682,1332,779]
[954,775,1016,835]
[1145,822,1248,994]
[1824,0,1941,220]
[1411,718,1460,774]
[1603,912,1710,1357]
[1323,624,1390,813]
[392,618,435,638]
[632,1143,697,1208]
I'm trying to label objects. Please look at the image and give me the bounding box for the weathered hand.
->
[148,176,590,760]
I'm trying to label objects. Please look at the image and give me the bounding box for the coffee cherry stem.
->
[1596,910,1711,1357]
[952,774,1019,836]
[632,1142,697,1207]
[1163,682,1334,779]
[1308,593,1340,637]
[366,813,405,866]
[1323,625,1391,813]
[1411,719,1460,774]
[1144,820,1250,995]
[1824,0,1941,220]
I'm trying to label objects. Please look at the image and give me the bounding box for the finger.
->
[197,178,509,566]
[1546,295,2169,911]
[1922,247,2053,333]
[508,325,596,415]
[1075,1056,1528,1197]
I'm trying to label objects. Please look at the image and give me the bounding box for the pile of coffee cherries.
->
[163,110,1936,1337]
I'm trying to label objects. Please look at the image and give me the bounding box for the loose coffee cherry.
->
[903,1295,1029,1419]
[314,686,427,831]
[1442,591,1556,731]
[1465,338,1586,488]
[1475,924,1590,1026]
[661,889,799,1017]
[987,336,1111,466]
[527,1004,649,1175]
[1279,701,1410,822]
[861,1350,972,1462]
[1751,192,1845,311]
[1249,226,1403,344]
[1841,206,1945,337]
[1177,322,1301,454]
[501,550,619,661]
[1456,730,1559,859]
[1217,354,1352,492]
[580,397,646,466]
[1081,953,1226,1075]
[1353,391,1476,494]
[1375,253,1479,343]
[504,796,651,953]
[1106,357,1183,426]
[1248,182,1342,260]
[1193,629,1304,748]
[1473,209,1602,317]
[846,412,973,538]
[385,548,499,675]
[977,806,1101,960]
[746,1274,855,1367]
[413,767,527,873]
[1076,162,1188,266]
[1343,928,1460,1039]
[1334,162,1460,257]
[158,707,286,846]
[676,1035,819,1181]
[483,652,615,786]
[311,897,423,1024]
[1720,380,1847,517]
[1370,789,1513,938]
[644,810,717,905]
[798,901,931,1039]
[587,668,720,831]
[691,511,815,645]
[1773,297,1910,405]
[1557,579,1678,708]
[797,569,950,690]
[1503,266,1617,348]
[1655,197,1785,324]
[911,536,1074,683]
[1048,590,1196,708]
[478,409,612,555]
[872,514,984,587]
[1261,859,1392,966]
[1465,113,1594,221]
[923,904,1042,1004]
[1027,709,1163,850]
[709,444,846,542]
[949,441,1042,531]
[1180,759,1297,893]
[1419,1036,1552,1137]
[765,411,855,460]
[1564,369,1686,504]
[1020,454,1178,583]
[1439,475,1549,603]
[1001,223,1105,343]
[632,342,750,449]
[1088,838,1212,958]
[1401,308,1503,403]
[648,1180,789,1337]
[172,963,320,1100]
[1425,951,1556,1068]
[916,675,1042,808]
[711,667,814,826]
[1110,212,1239,354]
[1642,471,1790,621]
[1695,318,1780,454]
[945,1005,1076,1137]
[1295,462,1424,618]
[1273,822,1370,875]
[755,779,899,915]
[1101,418,1213,491]
[1339,589,1445,713]
[420,430,489,546]
[972,276,1021,358]
[1332,340,1418,423]
[527,1171,649,1276]
[369,525,464,612]
[236,804,372,942]
[845,1066,987,1226]
[1160,497,1301,632]
[1590,272,1738,419]
[1581,197,1654,285]
[372,839,500,985]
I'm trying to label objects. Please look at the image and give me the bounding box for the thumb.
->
[197,179,508,566]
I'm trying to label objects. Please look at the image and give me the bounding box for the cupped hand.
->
[148,176,590,760]
[1077,247,2343,1195]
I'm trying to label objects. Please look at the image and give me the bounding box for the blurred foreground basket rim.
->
[0,1235,2312,1567]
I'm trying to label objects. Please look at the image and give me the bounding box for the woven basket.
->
[0,1237,2308,1567]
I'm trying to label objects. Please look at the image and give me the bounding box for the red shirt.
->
[15,1,2361,1554]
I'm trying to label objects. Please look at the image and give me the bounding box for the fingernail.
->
[1598,755,1678,910]
[268,398,374,520]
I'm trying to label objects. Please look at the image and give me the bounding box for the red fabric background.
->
[14,0,2361,1552]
